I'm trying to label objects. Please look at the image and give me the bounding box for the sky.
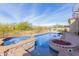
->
[0,3,75,26]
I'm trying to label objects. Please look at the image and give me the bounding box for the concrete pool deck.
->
[58,48,79,56]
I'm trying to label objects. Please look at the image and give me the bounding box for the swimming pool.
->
[3,33,62,56]
[3,36,30,46]
[31,33,62,56]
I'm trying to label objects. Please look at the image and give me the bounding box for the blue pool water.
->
[35,33,62,46]
[31,33,62,56]
[3,36,30,45]
[3,33,62,56]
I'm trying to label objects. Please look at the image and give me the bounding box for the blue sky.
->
[0,3,75,26]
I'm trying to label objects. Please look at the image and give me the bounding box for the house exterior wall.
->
[69,18,79,34]
[70,20,76,33]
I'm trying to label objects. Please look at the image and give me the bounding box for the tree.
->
[15,21,32,31]
[0,25,9,37]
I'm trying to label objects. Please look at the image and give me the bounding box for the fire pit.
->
[49,39,73,51]
[52,40,71,45]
